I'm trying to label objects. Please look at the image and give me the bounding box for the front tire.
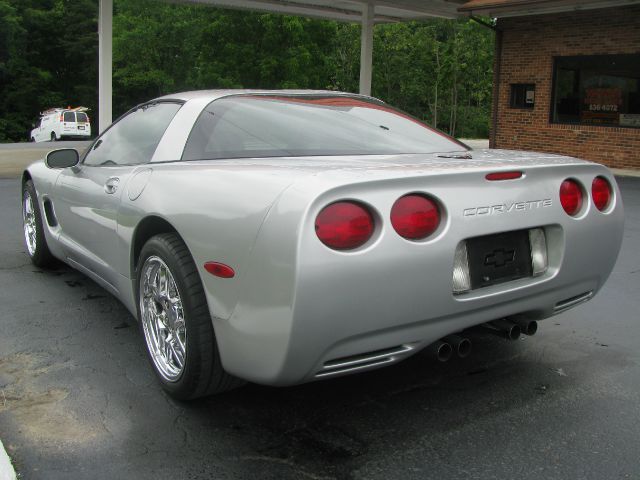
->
[22,180,56,268]
[136,233,243,400]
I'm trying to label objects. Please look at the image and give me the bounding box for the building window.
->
[510,84,535,109]
[552,54,640,128]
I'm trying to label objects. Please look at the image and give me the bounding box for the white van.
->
[30,107,92,142]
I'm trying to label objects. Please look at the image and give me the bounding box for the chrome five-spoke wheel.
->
[137,233,242,399]
[21,180,55,268]
[23,191,38,256]
[139,256,187,382]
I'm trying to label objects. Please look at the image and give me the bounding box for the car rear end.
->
[59,110,91,139]
[214,156,623,386]
[176,92,623,386]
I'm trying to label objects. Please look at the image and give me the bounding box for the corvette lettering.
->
[464,199,553,217]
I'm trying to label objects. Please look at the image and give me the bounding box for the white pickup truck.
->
[30,107,92,142]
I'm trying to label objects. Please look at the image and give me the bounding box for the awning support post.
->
[359,3,374,96]
[98,0,113,133]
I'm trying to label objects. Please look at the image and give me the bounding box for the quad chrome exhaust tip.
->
[484,319,521,341]
[513,319,538,336]
[427,334,472,362]
[443,334,472,358]
[426,340,453,362]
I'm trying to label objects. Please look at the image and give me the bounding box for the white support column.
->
[98,0,113,133]
[359,3,374,96]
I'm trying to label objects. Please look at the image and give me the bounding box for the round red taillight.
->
[592,177,612,211]
[315,201,374,250]
[391,194,440,240]
[559,179,583,216]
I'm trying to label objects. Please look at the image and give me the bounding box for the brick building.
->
[460,0,640,169]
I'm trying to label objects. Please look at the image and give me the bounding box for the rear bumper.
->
[305,279,597,381]
[215,271,604,386]
[211,163,624,386]
[60,131,91,139]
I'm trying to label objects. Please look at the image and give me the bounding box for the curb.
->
[612,168,640,178]
[0,439,16,480]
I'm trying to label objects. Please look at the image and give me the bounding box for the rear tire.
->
[22,180,56,268]
[50,132,57,142]
[136,233,244,400]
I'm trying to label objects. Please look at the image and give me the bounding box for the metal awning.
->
[458,0,640,17]
[97,0,465,132]
[173,0,465,22]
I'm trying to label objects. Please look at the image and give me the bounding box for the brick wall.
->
[492,5,640,169]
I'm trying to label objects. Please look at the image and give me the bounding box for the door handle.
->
[104,177,120,194]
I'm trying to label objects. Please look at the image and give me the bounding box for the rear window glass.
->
[76,112,88,122]
[182,96,467,161]
[63,112,75,122]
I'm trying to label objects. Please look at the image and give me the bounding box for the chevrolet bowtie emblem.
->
[485,249,516,268]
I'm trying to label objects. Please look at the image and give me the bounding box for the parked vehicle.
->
[30,107,91,142]
[21,90,625,399]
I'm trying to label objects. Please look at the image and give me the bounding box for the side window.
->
[35,118,41,128]
[84,102,181,167]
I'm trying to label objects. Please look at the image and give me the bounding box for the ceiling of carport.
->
[170,0,467,22]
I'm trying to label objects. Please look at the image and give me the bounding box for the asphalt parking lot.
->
[0,155,639,479]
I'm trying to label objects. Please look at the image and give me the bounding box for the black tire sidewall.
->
[22,180,54,267]
[135,234,216,400]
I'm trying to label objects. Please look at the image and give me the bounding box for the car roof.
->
[153,89,378,103]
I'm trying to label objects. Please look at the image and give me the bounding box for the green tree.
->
[0,0,494,142]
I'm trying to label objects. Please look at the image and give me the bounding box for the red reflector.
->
[486,171,523,181]
[592,177,612,211]
[559,179,583,216]
[204,262,235,278]
[315,201,374,250]
[391,194,440,240]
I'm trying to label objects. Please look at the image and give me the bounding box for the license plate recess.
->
[466,230,532,289]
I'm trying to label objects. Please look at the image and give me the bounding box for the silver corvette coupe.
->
[22,90,624,399]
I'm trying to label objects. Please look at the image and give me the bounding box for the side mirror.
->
[45,149,80,169]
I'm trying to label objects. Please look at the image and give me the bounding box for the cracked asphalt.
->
[0,175,639,480]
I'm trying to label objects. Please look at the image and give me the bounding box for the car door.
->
[53,102,183,292]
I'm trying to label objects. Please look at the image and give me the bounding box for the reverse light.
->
[391,194,440,240]
[315,201,374,250]
[452,242,471,294]
[592,177,612,211]
[559,179,583,216]
[529,228,548,276]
